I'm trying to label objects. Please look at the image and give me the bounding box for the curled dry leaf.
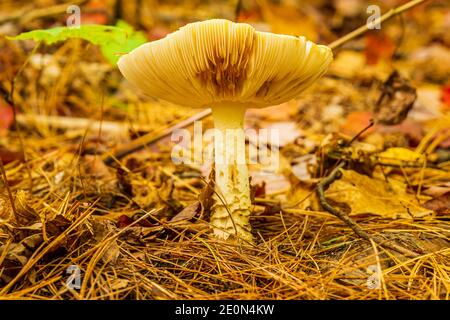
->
[423,192,450,215]
[325,169,432,219]
[374,71,417,125]
[0,234,43,283]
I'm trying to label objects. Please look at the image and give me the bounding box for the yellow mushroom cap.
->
[118,19,333,108]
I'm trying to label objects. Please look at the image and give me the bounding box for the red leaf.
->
[340,111,375,137]
[0,100,14,131]
[423,192,450,215]
[365,32,395,65]
[117,214,156,228]
[118,215,134,228]
[441,85,450,108]
[253,181,266,198]
[0,147,23,164]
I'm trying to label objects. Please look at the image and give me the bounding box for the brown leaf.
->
[251,181,266,199]
[199,169,215,219]
[101,239,120,265]
[118,215,134,228]
[45,215,71,237]
[0,147,23,165]
[0,234,43,284]
[116,167,132,197]
[374,71,417,125]
[169,201,200,223]
[423,192,450,215]
[117,214,155,228]
[93,220,120,265]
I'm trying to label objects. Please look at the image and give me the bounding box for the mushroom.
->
[117,19,333,242]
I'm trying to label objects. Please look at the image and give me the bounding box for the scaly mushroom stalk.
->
[211,103,251,241]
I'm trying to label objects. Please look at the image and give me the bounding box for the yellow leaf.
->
[375,147,426,166]
[257,0,318,41]
[325,169,431,219]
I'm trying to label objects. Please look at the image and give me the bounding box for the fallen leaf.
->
[365,32,395,65]
[118,215,134,228]
[0,99,14,132]
[257,0,318,41]
[340,111,375,137]
[199,169,215,219]
[252,181,266,198]
[441,84,450,108]
[329,51,366,79]
[374,71,417,125]
[110,278,129,291]
[422,192,450,215]
[0,147,23,164]
[117,214,156,228]
[80,0,109,25]
[325,169,432,219]
[93,220,120,264]
[170,201,200,223]
[375,147,426,166]
[423,182,450,197]
[102,239,120,265]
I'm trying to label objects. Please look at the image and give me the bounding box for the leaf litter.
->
[0,0,449,300]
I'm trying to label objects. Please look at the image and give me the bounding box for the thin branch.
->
[316,162,421,258]
[0,0,89,25]
[103,109,211,165]
[328,0,429,50]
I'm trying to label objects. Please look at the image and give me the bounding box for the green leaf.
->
[7,24,127,46]
[7,21,147,65]
[100,21,147,64]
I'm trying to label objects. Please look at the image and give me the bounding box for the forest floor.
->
[0,0,449,299]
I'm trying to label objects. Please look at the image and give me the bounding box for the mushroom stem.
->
[211,103,252,242]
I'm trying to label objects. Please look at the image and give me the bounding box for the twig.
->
[0,0,89,25]
[103,109,211,165]
[328,0,429,50]
[16,113,150,137]
[316,162,421,258]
